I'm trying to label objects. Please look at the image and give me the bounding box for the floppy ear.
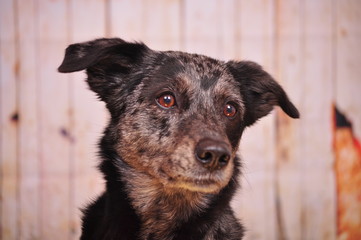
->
[227,60,300,126]
[58,38,149,101]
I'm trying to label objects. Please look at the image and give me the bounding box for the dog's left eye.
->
[223,103,237,118]
[157,93,176,109]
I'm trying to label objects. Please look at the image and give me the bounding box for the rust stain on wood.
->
[340,28,348,38]
[59,127,75,143]
[333,105,361,240]
[13,60,20,77]
[276,111,293,163]
[10,112,19,123]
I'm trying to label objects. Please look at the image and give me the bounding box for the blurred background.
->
[1,0,360,239]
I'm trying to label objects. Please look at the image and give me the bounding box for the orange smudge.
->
[333,105,361,240]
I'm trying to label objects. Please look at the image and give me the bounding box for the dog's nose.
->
[195,139,231,170]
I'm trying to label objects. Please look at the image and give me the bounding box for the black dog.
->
[58,38,299,240]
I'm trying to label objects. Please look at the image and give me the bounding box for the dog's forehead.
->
[156,51,239,94]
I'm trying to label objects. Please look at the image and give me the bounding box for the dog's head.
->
[59,38,299,194]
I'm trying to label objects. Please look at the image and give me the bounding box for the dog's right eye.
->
[223,103,237,118]
[156,93,176,109]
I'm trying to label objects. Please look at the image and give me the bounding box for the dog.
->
[58,38,299,240]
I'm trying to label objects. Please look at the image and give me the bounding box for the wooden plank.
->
[142,0,181,50]
[0,0,19,239]
[301,1,336,239]
[183,0,220,57]
[109,0,144,41]
[182,0,238,59]
[233,1,277,239]
[335,0,361,239]
[336,0,361,137]
[16,0,41,238]
[68,0,107,238]
[218,0,237,60]
[274,0,303,239]
[37,0,71,238]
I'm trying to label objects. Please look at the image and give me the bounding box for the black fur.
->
[58,38,299,240]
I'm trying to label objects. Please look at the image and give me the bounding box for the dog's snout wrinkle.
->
[195,138,231,171]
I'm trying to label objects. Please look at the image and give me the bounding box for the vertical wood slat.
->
[183,0,220,57]
[235,1,277,239]
[16,0,40,238]
[142,0,181,51]
[0,0,19,239]
[109,0,144,40]
[302,0,336,239]
[275,0,303,239]
[68,0,107,238]
[336,0,361,137]
[335,0,361,239]
[37,0,71,239]
[183,0,238,60]
[218,0,237,60]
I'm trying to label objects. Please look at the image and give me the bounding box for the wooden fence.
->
[1,0,360,239]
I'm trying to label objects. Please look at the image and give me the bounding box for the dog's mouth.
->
[158,168,233,194]
[173,178,225,193]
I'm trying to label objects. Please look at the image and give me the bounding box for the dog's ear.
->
[58,38,149,101]
[227,60,300,126]
[58,38,148,73]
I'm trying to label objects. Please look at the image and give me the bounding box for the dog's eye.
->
[223,103,237,118]
[157,93,176,109]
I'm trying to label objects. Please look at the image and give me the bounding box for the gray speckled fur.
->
[58,38,299,240]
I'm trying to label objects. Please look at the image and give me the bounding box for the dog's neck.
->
[117,159,212,239]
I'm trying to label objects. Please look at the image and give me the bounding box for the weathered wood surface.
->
[1,0,360,239]
[0,1,19,239]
